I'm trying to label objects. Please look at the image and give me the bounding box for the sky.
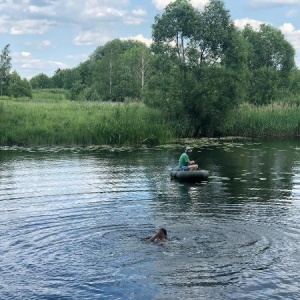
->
[1,0,300,79]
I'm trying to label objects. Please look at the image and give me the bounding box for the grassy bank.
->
[221,102,300,137]
[0,98,173,146]
[1,90,300,147]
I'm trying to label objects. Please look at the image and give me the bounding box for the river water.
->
[1,139,300,299]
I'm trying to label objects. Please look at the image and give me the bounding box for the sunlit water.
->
[1,139,300,299]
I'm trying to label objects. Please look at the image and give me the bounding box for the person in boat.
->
[178,146,198,171]
[148,228,168,242]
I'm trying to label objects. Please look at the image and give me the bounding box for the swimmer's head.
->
[160,228,167,238]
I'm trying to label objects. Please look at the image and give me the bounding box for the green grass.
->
[2,88,300,147]
[32,88,67,102]
[221,102,300,137]
[0,97,174,146]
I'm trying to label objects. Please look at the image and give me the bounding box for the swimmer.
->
[148,228,168,242]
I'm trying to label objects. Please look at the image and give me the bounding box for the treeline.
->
[4,0,300,138]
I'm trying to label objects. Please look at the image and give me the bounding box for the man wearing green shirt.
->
[178,146,198,171]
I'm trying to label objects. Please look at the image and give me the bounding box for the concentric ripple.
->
[1,143,300,299]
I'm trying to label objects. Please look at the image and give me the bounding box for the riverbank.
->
[221,102,300,137]
[1,95,299,147]
[0,97,173,146]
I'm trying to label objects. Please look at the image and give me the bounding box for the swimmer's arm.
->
[148,233,159,242]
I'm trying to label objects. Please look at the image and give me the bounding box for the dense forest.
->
[1,0,300,142]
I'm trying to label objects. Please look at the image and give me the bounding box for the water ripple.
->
[1,144,300,299]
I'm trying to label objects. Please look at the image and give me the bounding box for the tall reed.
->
[0,99,174,146]
[221,102,300,137]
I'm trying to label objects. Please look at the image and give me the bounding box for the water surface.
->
[1,139,300,299]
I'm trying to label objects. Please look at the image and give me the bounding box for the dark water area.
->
[1,139,300,299]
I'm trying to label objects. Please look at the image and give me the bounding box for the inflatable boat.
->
[170,167,209,182]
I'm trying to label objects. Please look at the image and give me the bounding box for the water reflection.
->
[1,139,300,299]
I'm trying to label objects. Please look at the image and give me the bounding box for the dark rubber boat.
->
[170,167,209,182]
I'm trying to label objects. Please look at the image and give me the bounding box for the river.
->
[1,139,300,299]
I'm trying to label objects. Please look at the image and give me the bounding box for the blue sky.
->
[1,0,300,79]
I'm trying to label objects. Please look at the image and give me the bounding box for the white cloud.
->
[74,31,111,46]
[121,34,152,47]
[11,51,68,78]
[152,0,209,10]
[286,9,298,17]
[234,18,266,31]
[0,1,146,37]
[132,9,147,17]
[124,16,145,25]
[83,6,126,20]
[66,53,90,62]
[26,5,56,17]
[279,23,300,66]
[249,0,300,9]
[0,15,9,33]
[24,40,53,50]
[38,40,52,49]
[10,19,52,35]
[21,52,31,57]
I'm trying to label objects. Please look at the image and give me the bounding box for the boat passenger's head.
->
[185,146,192,153]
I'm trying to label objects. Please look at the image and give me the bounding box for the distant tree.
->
[8,71,32,98]
[242,24,296,104]
[118,44,154,99]
[62,68,81,90]
[68,79,85,100]
[0,44,12,96]
[30,73,52,89]
[242,24,295,72]
[51,68,64,88]
[88,39,149,101]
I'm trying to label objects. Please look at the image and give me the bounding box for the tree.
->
[242,24,295,72]
[51,69,64,88]
[120,44,154,99]
[152,0,197,64]
[189,0,236,68]
[148,0,244,136]
[242,24,296,104]
[0,44,12,96]
[8,71,32,98]
[30,73,52,89]
[90,39,149,101]
[152,0,197,103]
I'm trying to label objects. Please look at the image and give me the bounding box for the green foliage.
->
[241,24,296,105]
[248,67,278,105]
[148,0,244,136]
[152,0,197,63]
[0,44,12,96]
[242,24,295,72]
[221,102,300,137]
[187,67,240,136]
[30,73,52,89]
[0,98,174,146]
[191,0,236,67]
[90,39,151,101]
[8,71,32,98]
[32,88,67,102]
[51,69,64,88]
[120,46,154,98]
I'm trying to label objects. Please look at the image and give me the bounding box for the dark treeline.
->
[4,0,300,137]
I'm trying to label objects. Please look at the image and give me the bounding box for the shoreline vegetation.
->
[0,90,299,148]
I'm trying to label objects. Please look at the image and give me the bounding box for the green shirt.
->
[179,153,190,167]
